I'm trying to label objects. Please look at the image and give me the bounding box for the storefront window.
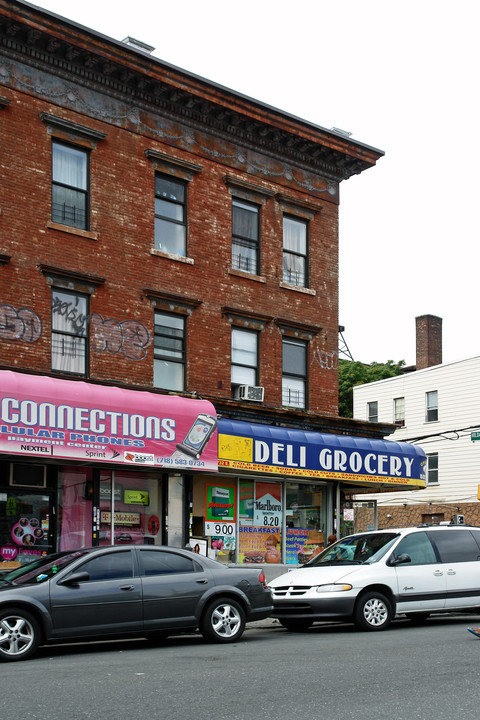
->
[238,480,282,565]
[57,467,93,551]
[99,470,163,546]
[285,482,325,564]
[0,487,53,565]
[190,476,327,566]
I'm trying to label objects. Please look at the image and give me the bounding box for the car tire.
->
[279,619,312,632]
[354,591,393,631]
[200,597,246,643]
[0,607,41,662]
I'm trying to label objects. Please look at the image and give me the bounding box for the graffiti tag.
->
[90,313,151,360]
[0,304,43,343]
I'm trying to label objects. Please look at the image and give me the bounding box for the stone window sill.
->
[47,221,98,240]
[228,268,266,283]
[150,248,194,264]
[279,281,316,296]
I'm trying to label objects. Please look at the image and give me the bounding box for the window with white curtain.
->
[283,215,308,287]
[231,328,258,387]
[52,141,89,230]
[51,288,88,375]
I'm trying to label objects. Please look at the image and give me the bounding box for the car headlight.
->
[316,583,353,593]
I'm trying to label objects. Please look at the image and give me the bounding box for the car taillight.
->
[258,570,268,589]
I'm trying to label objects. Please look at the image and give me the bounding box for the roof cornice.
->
[0,0,384,182]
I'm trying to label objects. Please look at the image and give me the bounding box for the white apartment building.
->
[352,316,480,527]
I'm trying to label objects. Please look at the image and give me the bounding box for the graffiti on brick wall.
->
[0,304,43,343]
[90,313,151,361]
[311,349,338,370]
[0,303,151,361]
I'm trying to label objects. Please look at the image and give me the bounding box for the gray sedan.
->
[0,545,273,661]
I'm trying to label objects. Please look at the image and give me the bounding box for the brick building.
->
[0,0,425,576]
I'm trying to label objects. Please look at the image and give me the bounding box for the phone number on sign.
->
[156,457,205,467]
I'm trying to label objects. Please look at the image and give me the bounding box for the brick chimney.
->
[416,315,442,370]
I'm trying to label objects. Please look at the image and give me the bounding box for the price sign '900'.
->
[205,521,236,537]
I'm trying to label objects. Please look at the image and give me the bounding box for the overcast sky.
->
[28,0,480,366]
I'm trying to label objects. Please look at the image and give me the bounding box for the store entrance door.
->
[0,489,54,566]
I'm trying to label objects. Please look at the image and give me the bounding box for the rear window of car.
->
[429,530,480,563]
[139,550,196,575]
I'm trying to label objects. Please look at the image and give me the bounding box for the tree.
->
[338,358,406,418]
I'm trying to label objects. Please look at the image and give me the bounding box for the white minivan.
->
[269,524,480,631]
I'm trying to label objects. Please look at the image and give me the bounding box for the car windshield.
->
[0,551,87,585]
[304,533,400,567]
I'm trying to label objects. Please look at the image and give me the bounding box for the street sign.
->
[471,431,480,442]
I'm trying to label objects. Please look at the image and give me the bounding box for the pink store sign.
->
[0,371,217,471]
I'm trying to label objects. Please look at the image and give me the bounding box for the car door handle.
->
[433,570,444,576]
[119,584,135,591]
[446,570,456,575]
[196,578,209,584]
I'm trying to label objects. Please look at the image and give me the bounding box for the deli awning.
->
[0,371,218,471]
[218,419,426,490]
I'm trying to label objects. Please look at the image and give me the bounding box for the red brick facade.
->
[0,0,384,433]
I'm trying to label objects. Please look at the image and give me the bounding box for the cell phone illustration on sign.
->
[176,413,217,459]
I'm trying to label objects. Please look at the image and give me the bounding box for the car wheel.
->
[354,591,393,631]
[0,607,41,662]
[200,598,246,643]
[279,619,312,632]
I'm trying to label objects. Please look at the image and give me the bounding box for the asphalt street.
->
[2,614,480,720]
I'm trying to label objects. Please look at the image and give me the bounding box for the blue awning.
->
[218,419,426,490]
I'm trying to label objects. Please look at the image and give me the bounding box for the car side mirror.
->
[57,571,90,586]
[390,553,411,566]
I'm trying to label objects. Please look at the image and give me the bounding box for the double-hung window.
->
[154,312,185,391]
[282,337,307,408]
[426,453,439,484]
[232,199,259,274]
[51,288,88,375]
[394,397,405,426]
[283,215,308,287]
[154,175,187,256]
[52,141,89,230]
[367,401,378,423]
[231,328,258,387]
[426,391,438,422]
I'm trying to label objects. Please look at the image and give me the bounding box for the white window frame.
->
[231,327,258,388]
[394,397,405,426]
[367,401,378,423]
[426,453,439,484]
[425,390,438,422]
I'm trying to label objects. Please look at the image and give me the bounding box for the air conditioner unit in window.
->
[234,385,264,402]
